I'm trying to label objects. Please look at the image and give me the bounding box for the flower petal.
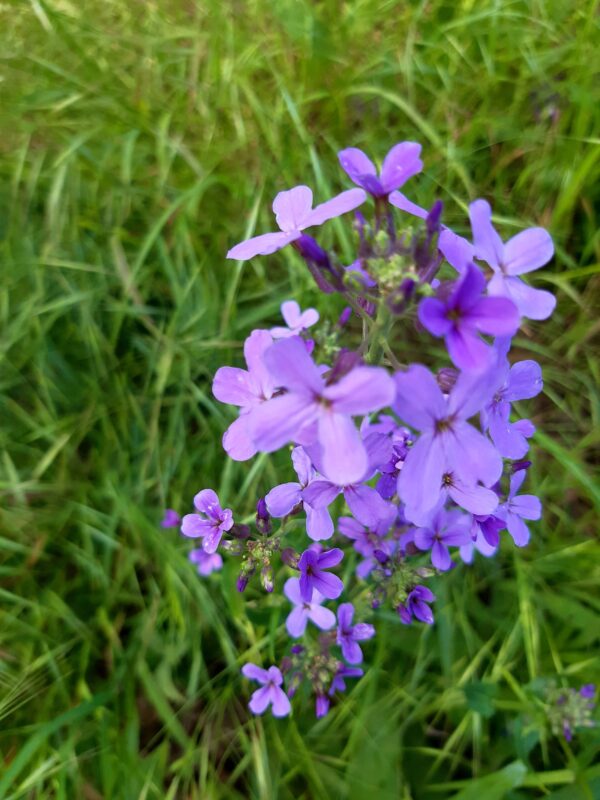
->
[439,229,474,273]
[272,185,313,231]
[503,227,554,275]
[469,199,504,270]
[305,505,334,541]
[317,412,368,485]
[418,297,452,336]
[227,230,300,260]
[338,147,377,184]
[242,663,269,683]
[323,366,396,415]
[393,365,446,430]
[388,191,428,219]
[265,482,302,517]
[308,605,336,630]
[303,188,367,228]
[285,606,308,638]
[264,336,325,395]
[247,393,318,453]
[380,141,423,193]
[222,415,257,461]
[248,686,272,715]
[269,686,292,717]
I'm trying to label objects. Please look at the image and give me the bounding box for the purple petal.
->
[227,230,299,260]
[180,515,213,539]
[418,297,453,336]
[280,299,301,328]
[380,141,423,193]
[468,199,504,270]
[247,393,318,452]
[453,262,487,309]
[244,329,275,397]
[323,366,396,415]
[265,482,302,517]
[503,227,554,275]
[193,489,221,517]
[212,367,255,407]
[338,516,365,540]
[469,296,520,336]
[242,663,269,683]
[511,494,542,521]
[317,412,368,485]
[202,528,224,554]
[264,337,324,395]
[447,422,502,487]
[341,639,364,664]
[283,576,303,605]
[248,686,272,714]
[505,511,530,546]
[398,433,445,518]
[285,606,308,637]
[302,480,340,509]
[431,540,452,571]
[448,480,499,516]
[446,327,493,372]
[448,368,499,420]
[338,147,377,184]
[317,548,344,569]
[509,469,527,497]
[352,622,375,641]
[388,191,428,219]
[414,527,435,550]
[439,229,474,273]
[272,185,313,232]
[291,446,314,486]
[299,572,313,603]
[312,571,344,600]
[393,365,446,430]
[305,505,334,541]
[223,415,257,461]
[411,599,434,624]
[487,274,556,320]
[344,483,393,527]
[337,602,354,630]
[505,360,543,401]
[489,407,530,459]
[303,188,367,228]
[308,605,336,630]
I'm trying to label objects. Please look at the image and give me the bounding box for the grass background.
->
[1,0,599,797]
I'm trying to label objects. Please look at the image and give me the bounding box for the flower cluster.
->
[545,683,597,741]
[168,142,555,718]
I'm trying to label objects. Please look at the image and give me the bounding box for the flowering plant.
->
[173,142,555,718]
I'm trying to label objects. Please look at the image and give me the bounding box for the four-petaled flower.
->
[241,664,291,717]
[338,142,423,198]
[413,506,472,571]
[336,603,375,664]
[283,577,336,637]
[271,300,319,338]
[180,489,233,553]
[189,548,223,576]
[160,508,181,528]
[398,585,436,625]
[497,469,542,546]
[298,547,344,602]
[227,185,366,260]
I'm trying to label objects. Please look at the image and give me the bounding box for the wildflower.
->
[180,489,233,553]
[418,263,520,371]
[227,185,366,260]
[160,509,181,528]
[247,336,396,485]
[298,547,344,602]
[283,577,336,637]
[336,603,375,664]
[338,142,423,198]
[302,474,395,529]
[413,506,472,571]
[241,664,291,718]
[497,469,541,546]
[271,300,319,338]
[398,585,436,625]
[338,514,396,578]
[329,665,364,695]
[189,548,223,576]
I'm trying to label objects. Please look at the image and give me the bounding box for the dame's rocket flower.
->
[398,585,436,625]
[271,300,319,339]
[497,469,542,546]
[227,185,366,260]
[338,142,423,198]
[180,489,233,553]
[241,664,291,717]
[336,603,375,664]
[189,548,223,576]
[298,547,344,602]
[160,509,181,528]
[412,506,472,571]
[283,577,336,637]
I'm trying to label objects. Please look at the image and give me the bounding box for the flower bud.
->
[236,574,249,593]
[255,498,272,535]
[281,547,299,569]
[260,564,274,593]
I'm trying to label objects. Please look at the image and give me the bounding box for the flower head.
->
[241,663,291,717]
[271,300,319,338]
[338,142,423,198]
[398,585,436,625]
[336,603,375,664]
[160,508,181,528]
[283,577,336,637]
[413,506,472,571]
[180,489,233,553]
[189,548,223,576]
[497,469,541,546]
[298,546,344,602]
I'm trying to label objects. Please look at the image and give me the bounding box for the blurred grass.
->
[0,0,599,797]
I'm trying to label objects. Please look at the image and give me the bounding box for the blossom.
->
[283,577,336,637]
[212,329,275,460]
[497,470,541,546]
[298,547,344,602]
[469,199,556,320]
[241,664,291,717]
[160,509,181,528]
[302,473,395,529]
[338,142,423,198]
[271,300,319,338]
[329,665,364,696]
[338,514,396,578]
[413,506,472,571]
[189,548,223,576]
[247,336,396,485]
[180,489,233,553]
[394,365,503,521]
[227,185,366,260]
[418,263,520,371]
[398,585,436,625]
[336,603,375,663]
[265,446,334,541]
[459,526,499,564]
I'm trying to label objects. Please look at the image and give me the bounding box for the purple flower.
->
[189,548,223,575]
[419,263,520,371]
[394,365,503,521]
[413,506,472,571]
[265,447,334,541]
[161,509,181,528]
[469,199,556,320]
[338,142,423,198]
[212,329,275,460]
[298,547,344,602]
[283,577,336,637]
[398,585,436,625]
[227,185,366,260]
[271,300,319,339]
[329,665,364,696]
[338,515,396,578]
[180,489,233,553]
[247,337,396,485]
[302,475,395,530]
[459,527,499,564]
[580,684,596,700]
[336,603,375,664]
[315,694,330,718]
[497,470,541,546]
[241,664,291,718]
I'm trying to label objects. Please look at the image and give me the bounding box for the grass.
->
[0,0,599,797]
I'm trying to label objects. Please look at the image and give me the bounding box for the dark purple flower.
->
[419,263,520,371]
[497,470,541,546]
[298,547,344,602]
[398,585,436,625]
[338,142,423,198]
[241,664,291,717]
[160,509,181,528]
[336,603,375,664]
[329,665,364,696]
[189,548,223,576]
[413,506,472,571]
[247,337,396,485]
[271,300,319,339]
[580,684,596,700]
[315,694,330,718]
[227,185,366,260]
[180,489,234,553]
[283,577,336,637]
[212,329,275,460]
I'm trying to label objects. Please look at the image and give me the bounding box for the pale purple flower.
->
[418,263,520,371]
[336,603,375,664]
[227,185,366,260]
[189,548,223,576]
[497,470,541,546]
[338,142,423,198]
[302,476,395,529]
[315,694,330,718]
[394,365,503,520]
[413,506,472,571]
[398,585,436,625]
[247,337,396,485]
[265,447,334,541]
[180,489,233,553]
[212,329,275,460]
[580,684,596,700]
[469,199,556,320]
[338,515,396,578]
[241,663,291,717]
[161,509,181,528]
[283,577,336,637]
[298,547,344,602]
[459,527,499,564]
[271,300,319,339]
